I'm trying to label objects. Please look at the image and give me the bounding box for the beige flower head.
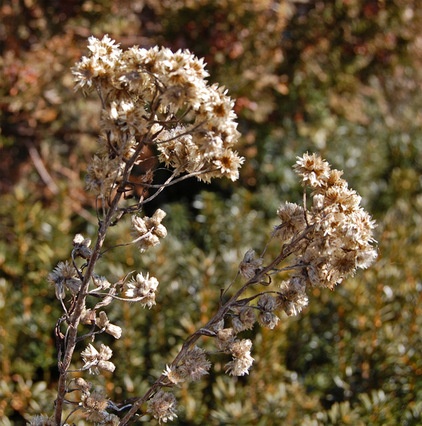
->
[132,210,167,253]
[239,249,263,279]
[225,339,254,376]
[48,261,81,299]
[124,272,159,308]
[294,152,331,187]
[81,343,115,375]
[147,390,178,423]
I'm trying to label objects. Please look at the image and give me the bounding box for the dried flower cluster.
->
[131,208,167,252]
[275,153,377,315]
[73,378,120,425]
[124,272,160,308]
[41,36,247,426]
[223,338,255,377]
[72,35,243,202]
[81,343,115,375]
[182,153,377,387]
[43,152,377,425]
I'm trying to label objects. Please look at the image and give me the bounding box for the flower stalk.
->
[34,36,377,426]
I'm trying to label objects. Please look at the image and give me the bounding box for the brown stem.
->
[54,138,149,425]
[54,197,123,423]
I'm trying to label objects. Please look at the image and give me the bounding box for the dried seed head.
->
[239,249,263,279]
[96,311,122,339]
[147,390,178,423]
[216,328,236,351]
[232,306,256,333]
[225,339,254,376]
[48,261,81,299]
[178,346,211,382]
[72,233,92,259]
[257,294,277,312]
[124,272,159,308]
[258,311,280,329]
[81,343,115,375]
[74,377,92,393]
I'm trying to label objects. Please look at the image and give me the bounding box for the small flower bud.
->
[216,328,235,351]
[239,249,263,279]
[151,208,166,224]
[97,360,116,373]
[232,306,255,332]
[153,223,168,238]
[81,308,96,325]
[96,311,122,339]
[257,294,277,312]
[74,377,92,393]
[72,233,92,259]
[132,216,148,235]
[258,311,279,329]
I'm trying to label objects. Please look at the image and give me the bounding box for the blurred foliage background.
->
[1,0,421,424]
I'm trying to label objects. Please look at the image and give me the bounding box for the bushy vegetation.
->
[1,1,421,424]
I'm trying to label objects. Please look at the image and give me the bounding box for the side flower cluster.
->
[131,208,167,252]
[81,343,115,375]
[74,378,120,424]
[274,153,377,315]
[124,272,160,308]
[215,327,255,376]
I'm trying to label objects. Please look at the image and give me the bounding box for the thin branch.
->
[119,225,315,424]
[153,119,207,145]
[27,142,59,195]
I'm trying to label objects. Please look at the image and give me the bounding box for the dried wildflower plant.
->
[35,36,377,425]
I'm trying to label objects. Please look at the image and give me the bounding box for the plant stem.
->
[53,139,147,425]
[54,206,118,424]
